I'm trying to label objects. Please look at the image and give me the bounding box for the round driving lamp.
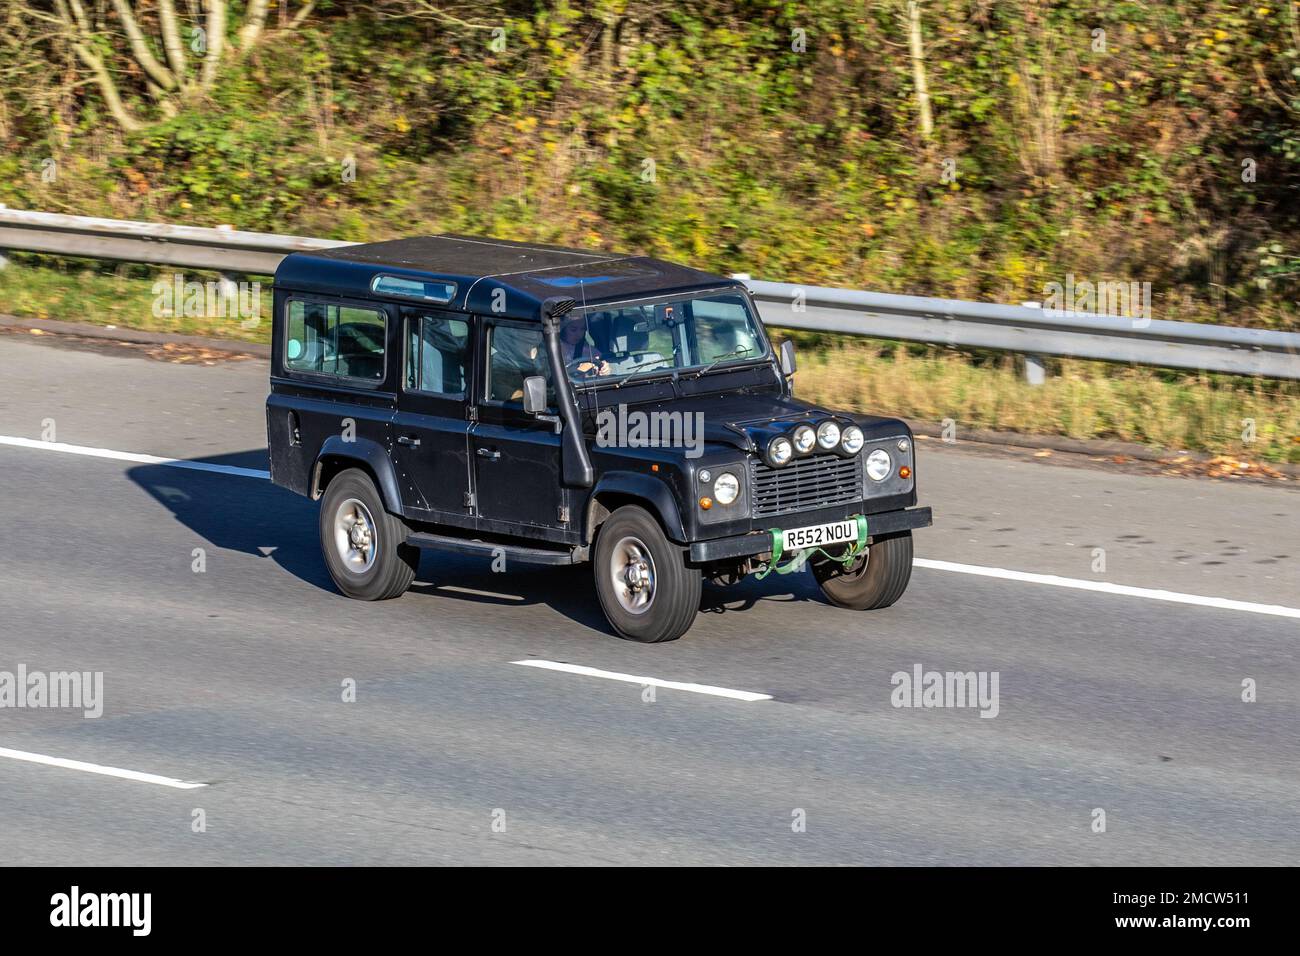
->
[791,424,816,455]
[816,420,841,450]
[714,472,740,505]
[767,436,794,467]
[866,448,892,481]
[841,425,865,455]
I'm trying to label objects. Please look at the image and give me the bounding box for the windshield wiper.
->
[688,347,757,378]
[612,359,676,388]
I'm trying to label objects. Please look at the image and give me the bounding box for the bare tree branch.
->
[158,0,189,84]
[287,1,317,31]
[200,0,225,89]
[55,0,143,131]
[108,0,177,91]
[238,0,270,49]
[905,0,933,144]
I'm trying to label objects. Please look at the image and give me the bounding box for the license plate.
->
[780,519,858,553]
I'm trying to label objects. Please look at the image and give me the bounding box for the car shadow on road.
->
[407,558,612,633]
[699,569,830,616]
[127,450,336,591]
[126,449,617,634]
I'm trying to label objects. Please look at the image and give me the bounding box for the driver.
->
[560,315,609,377]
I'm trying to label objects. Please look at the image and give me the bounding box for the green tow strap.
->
[753,514,869,580]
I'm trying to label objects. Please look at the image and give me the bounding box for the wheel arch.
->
[584,472,686,545]
[312,435,403,515]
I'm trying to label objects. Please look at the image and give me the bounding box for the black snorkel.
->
[540,296,595,488]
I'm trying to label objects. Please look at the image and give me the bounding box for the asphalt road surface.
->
[1,333,1297,865]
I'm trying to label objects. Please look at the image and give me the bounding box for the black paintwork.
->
[267,235,932,564]
[276,235,732,324]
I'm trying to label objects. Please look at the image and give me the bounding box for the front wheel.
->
[812,531,913,610]
[319,468,419,600]
[594,505,701,643]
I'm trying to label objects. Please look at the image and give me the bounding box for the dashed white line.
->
[914,557,1300,620]
[0,745,207,790]
[4,433,1297,620]
[512,660,773,702]
[0,435,268,479]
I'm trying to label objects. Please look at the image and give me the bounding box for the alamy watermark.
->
[0,665,103,718]
[50,887,150,936]
[595,403,705,459]
[1043,273,1151,327]
[152,273,262,329]
[891,664,1000,718]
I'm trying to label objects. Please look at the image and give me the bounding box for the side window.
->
[285,300,386,381]
[487,323,554,407]
[406,313,470,396]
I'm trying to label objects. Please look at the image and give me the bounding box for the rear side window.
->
[285,300,386,381]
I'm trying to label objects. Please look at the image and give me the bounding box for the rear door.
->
[392,308,474,521]
[470,319,569,538]
[270,295,396,493]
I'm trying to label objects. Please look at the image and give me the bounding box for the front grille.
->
[750,453,862,517]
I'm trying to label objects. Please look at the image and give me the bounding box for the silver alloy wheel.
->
[609,535,656,614]
[333,497,379,574]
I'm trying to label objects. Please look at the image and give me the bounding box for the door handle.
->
[397,435,421,447]
[477,447,500,460]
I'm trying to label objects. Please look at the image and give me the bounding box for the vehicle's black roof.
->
[274,235,741,321]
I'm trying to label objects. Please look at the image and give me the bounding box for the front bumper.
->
[688,505,933,563]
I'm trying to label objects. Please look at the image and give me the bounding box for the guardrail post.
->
[217,272,239,301]
[1021,302,1046,385]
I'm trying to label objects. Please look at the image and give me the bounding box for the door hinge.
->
[557,505,570,524]
[463,491,476,511]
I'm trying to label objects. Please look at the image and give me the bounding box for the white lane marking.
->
[0,745,207,790]
[914,557,1300,620]
[4,433,1296,620]
[512,660,773,702]
[0,435,269,479]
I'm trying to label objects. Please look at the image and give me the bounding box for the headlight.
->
[714,472,739,505]
[866,448,892,481]
[816,420,841,450]
[767,436,793,466]
[841,425,865,454]
[792,424,816,455]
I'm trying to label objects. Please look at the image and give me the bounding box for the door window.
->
[486,323,554,408]
[405,313,470,396]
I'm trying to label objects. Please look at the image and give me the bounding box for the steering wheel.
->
[566,357,604,379]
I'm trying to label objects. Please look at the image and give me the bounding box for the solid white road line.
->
[0,435,269,479]
[4,433,1298,620]
[512,660,773,702]
[914,557,1300,620]
[0,745,207,790]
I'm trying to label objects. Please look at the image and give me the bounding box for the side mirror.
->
[780,339,797,377]
[522,375,548,415]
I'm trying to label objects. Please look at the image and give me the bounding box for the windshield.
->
[560,291,768,387]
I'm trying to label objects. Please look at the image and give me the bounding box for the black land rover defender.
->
[267,235,932,642]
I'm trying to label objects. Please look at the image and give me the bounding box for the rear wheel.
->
[319,468,418,600]
[812,531,913,610]
[594,505,701,643]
